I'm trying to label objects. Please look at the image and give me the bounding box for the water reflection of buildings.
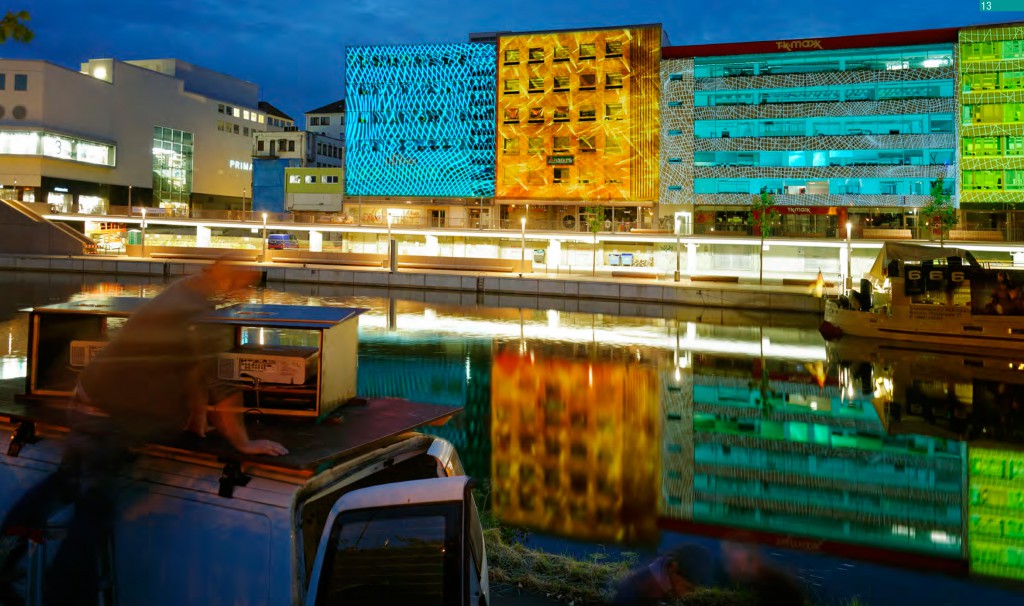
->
[661,346,968,573]
[490,347,660,544]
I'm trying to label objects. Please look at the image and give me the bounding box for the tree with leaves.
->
[584,203,605,277]
[749,188,779,285]
[921,174,957,248]
[0,11,32,44]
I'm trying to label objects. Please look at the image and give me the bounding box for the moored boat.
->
[821,242,1024,349]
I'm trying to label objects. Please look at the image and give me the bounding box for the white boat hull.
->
[823,300,1024,350]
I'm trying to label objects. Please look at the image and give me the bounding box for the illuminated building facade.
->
[0,57,275,215]
[495,26,662,231]
[661,30,959,236]
[490,349,660,543]
[344,43,496,201]
[968,446,1024,581]
[958,24,1024,233]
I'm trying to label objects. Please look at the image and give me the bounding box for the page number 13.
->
[981,1,992,9]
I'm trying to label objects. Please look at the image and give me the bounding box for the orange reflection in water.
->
[490,349,660,544]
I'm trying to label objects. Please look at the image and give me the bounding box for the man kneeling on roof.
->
[1,259,287,606]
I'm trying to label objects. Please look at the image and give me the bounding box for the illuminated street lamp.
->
[261,212,268,262]
[141,208,147,259]
[520,217,527,271]
[674,216,681,282]
[128,185,133,216]
[845,221,853,291]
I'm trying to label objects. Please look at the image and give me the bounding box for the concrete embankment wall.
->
[0,254,825,315]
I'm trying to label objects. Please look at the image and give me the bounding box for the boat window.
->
[314,503,459,606]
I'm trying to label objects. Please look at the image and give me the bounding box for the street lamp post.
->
[141,208,147,259]
[674,216,681,282]
[261,212,268,262]
[520,217,527,272]
[128,185,132,216]
[242,188,247,221]
[845,220,853,291]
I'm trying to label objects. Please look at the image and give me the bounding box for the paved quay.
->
[0,253,826,315]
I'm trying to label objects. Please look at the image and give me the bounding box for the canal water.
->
[0,270,1022,606]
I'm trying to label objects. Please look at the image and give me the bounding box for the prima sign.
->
[776,39,823,52]
[229,160,252,171]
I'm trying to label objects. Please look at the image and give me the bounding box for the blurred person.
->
[0,259,287,606]
[612,544,717,606]
[722,540,805,606]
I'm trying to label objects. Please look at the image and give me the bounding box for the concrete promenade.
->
[0,253,826,314]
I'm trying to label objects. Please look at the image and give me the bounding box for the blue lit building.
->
[661,29,959,236]
[344,43,496,213]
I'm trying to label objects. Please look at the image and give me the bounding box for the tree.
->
[0,11,32,44]
[584,203,605,277]
[748,188,779,285]
[921,174,957,248]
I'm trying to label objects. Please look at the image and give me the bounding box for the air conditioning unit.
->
[217,346,319,385]
[69,340,108,367]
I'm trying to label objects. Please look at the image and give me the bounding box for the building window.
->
[553,167,570,183]
[321,117,331,125]
[669,74,683,81]
[233,124,240,134]
[553,136,570,153]
[605,41,623,57]
[218,104,225,114]
[528,137,543,154]
[288,175,301,184]
[606,136,623,154]
[504,49,520,64]
[580,136,596,152]
[13,74,27,91]
[528,47,545,63]
[605,103,624,120]
[258,115,265,124]
[503,137,519,155]
[579,169,594,184]
[243,127,250,136]
[606,73,623,89]
[528,107,544,123]
[243,110,250,120]
[257,140,265,151]
[554,46,570,62]
[0,74,5,90]
[503,79,520,95]
[553,76,570,91]
[288,140,295,152]
[528,77,544,93]
[553,106,569,122]
[152,126,194,210]
[325,175,339,184]
[305,175,317,184]
[504,107,520,123]
[232,107,240,118]
[580,43,596,60]
[579,105,596,121]
[310,117,319,126]
[580,74,596,90]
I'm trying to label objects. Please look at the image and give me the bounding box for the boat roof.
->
[0,394,460,473]
[868,242,981,281]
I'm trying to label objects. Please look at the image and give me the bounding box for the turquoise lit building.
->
[344,43,497,199]
[661,29,960,237]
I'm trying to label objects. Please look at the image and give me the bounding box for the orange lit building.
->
[489,349,660,544]
[495,26,663,231]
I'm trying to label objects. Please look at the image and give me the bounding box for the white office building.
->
[0,57,276,215]
[304,99,345,142]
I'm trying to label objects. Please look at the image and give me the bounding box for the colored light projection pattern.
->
[495,27,660,202]
[969,446,1024,580]
[490,349,659,543]
[661,359,965,559]
[959,25,1024,204]
[344,44,496,198]
[662,48,957,207]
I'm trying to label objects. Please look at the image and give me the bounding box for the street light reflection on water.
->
[2,276,1024,604]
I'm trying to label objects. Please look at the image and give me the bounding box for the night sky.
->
[1,0,1017,124]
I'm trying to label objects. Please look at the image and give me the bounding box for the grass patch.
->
[485,529,753,605]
